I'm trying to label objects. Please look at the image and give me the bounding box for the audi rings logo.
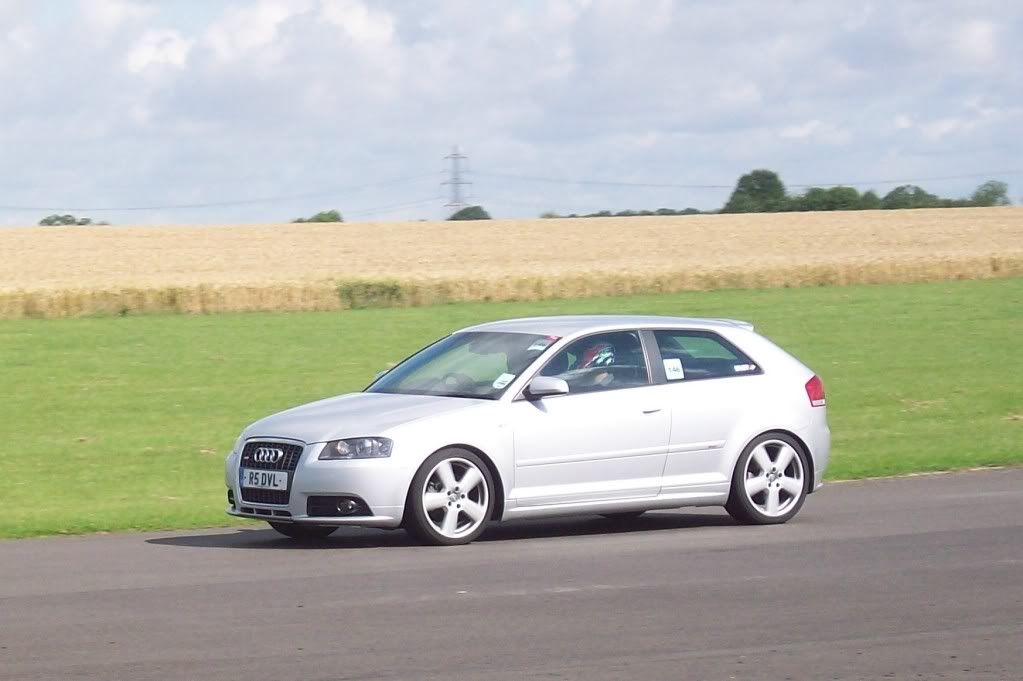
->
[253,447,285,464]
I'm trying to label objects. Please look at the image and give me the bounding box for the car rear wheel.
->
[726,432,808,525]
[268,522,338,540]
[405,448,494,546]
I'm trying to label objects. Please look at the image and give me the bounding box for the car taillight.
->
[805,375,826,407]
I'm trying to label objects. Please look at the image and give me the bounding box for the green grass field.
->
[2,278,1020,539]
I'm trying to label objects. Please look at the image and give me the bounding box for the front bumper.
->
[226,440,407,528]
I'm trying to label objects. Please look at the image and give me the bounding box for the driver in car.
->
[576,341,616,389]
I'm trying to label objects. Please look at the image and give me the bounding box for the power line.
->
[0,173,437,213]
[787,170,1023,189]
[475,171,731,189]
[345,196,442,218]
[475,169,1023,191]
[4,162,1018,216]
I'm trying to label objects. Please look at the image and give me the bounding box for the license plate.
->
[240,469,288,490]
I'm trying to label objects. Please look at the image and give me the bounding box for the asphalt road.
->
[2,469,1022,681]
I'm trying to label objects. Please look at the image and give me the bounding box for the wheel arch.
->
[422,443,506,522]
[737,428,814,494]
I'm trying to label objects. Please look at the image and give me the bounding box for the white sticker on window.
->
[733,364,756,373]
[492,372,516,389]
[663,358,685,381]
[527,337,557,352]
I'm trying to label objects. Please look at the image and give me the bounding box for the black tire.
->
[600,511,646,520]
[726,431,809,525]
[404,448,495,546]
[268,522,338,540]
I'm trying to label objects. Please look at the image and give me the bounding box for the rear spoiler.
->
[708,318,755,331]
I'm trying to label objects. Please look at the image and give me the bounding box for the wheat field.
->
[1,207,1021,318]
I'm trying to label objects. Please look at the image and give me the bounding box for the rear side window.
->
[653,330,760,381]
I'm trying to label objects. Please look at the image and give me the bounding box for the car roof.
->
[459,315,754,337]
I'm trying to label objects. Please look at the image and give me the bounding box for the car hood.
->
[243,391,487,444]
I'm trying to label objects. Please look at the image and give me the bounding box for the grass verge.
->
[2,278,1020,538]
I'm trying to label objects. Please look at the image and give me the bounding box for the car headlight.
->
[319,437,393,460]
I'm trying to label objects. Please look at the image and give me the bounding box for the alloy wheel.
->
[742,439,805,517]
[421,457,490,540]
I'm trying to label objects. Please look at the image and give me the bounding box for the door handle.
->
[642,408,662,414]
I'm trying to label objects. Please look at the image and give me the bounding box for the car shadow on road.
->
[145,510,737,550]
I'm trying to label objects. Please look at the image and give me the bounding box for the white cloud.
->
[124,29,192,74]
[780,120,822,139]
[954,20,996,64]
[319,0,395,47]
[717,80,762,106]
[0,1,1021,225]
[780,120,851,145]
[78,0,152,36]
[921,117,970,140]
[893,114,914,130]
[5,25,32,51]
[204,0,312,63]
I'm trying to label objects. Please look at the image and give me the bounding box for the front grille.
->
[239,441,304,505]
[240,442,303,471]
[241,487,290,505]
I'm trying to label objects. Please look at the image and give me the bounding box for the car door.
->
[506,330,670,507]
[648,329,765,494]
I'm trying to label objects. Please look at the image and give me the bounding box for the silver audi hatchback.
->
[225,315,830,545]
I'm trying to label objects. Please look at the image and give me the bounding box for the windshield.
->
[367,331,559,399]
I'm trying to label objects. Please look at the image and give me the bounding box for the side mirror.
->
[524,376,570,399]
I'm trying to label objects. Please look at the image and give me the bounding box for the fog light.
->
[227,488,235,507]
[337,499,359,515]
[307,495,371,517]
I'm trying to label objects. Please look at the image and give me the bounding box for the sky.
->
[0,0,1021,225]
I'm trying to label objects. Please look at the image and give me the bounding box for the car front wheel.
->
[405,448,494,546]
[268,522,338,540]
[726,432,809,525]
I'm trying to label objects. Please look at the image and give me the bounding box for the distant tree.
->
[448,205,491,220]
[788,186,860,211]
[859,190,882,210]
[881,185,941,209]
[791,187,829,212]
[293,209,343,223]
[721,192,762,214]
[825,186,861,210]
[722,169,787,213]
[39,213,95,226]
[970,180,1010,206]
[540,210,561,218]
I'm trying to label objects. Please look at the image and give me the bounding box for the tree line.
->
[34,170,1011,225]
[720,170,1010,213]
[540,170,1010,219]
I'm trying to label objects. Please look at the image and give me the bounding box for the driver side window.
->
[540,331,649,394]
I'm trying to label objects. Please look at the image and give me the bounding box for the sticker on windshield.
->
[492,372,516,390]
[663,358,685,381]
[734,364,757,373]
[527,336,559,353]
